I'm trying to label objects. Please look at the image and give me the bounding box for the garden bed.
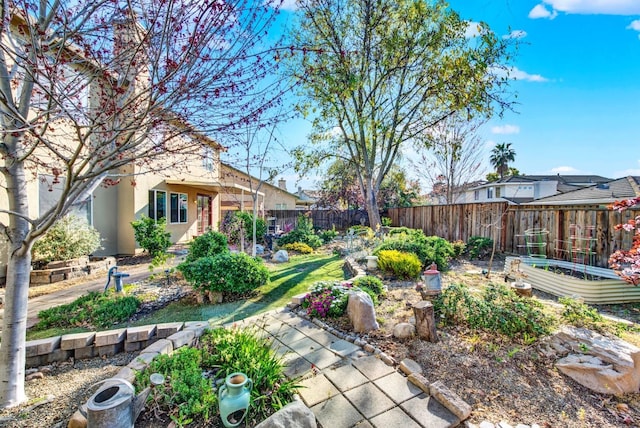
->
[506,257,640,304]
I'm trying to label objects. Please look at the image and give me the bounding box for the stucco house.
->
[457,175,612,205]
[523,176,640,206]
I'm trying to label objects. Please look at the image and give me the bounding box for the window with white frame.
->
[170,193,188,223]
[149,190,167,221]
[474,190,479,201]
[487,188,493,199]
[275,203,287,210]
[496,186,501,198]
[202,146,215,172]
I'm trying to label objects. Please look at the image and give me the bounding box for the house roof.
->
[220,163,305,202]
[469,174,612,191]
[524,176,640,205]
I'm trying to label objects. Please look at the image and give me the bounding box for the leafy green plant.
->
[32,214,101,263]
[277,214,322,249]
[434,283,554,340]
[219,211,267,246]
[186,230,229,262]
[381,217,392,227]
[35,291,140,330]
[317,227,338,244]
[280,242,314,254]
[178,252,269,295]
[451,240,466,258]
[352,276,386,296]
[377,250,422,279]
[374,229,454,271]
[466,236,493,260]
[131,215,172,257]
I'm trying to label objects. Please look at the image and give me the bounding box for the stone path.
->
[228,309,462,428]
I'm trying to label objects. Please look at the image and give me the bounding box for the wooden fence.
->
[264,209,369,232]
[388,203,639,268]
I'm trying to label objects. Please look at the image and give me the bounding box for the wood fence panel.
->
[388,203,639,268]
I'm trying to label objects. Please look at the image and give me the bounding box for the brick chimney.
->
[278,179,287,191]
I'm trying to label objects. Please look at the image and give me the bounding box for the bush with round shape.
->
[376,249,422,279]
[280,242,314,254]
[352,276,386,296]
[277,214,322,249]
[131,215,172,257]
[32,214,101,263]
[186,231,229,262]
[179,252,269,294]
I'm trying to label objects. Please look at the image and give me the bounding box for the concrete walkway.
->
[230,309,461,428]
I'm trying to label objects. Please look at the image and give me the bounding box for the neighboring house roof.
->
[525,176,640,205]
[468,174,612,191]
[220,163,305,202]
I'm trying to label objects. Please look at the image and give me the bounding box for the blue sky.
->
[267,0,640,191]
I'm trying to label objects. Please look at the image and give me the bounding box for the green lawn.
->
[123,253,346,327]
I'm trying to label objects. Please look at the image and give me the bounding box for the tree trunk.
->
[413,301,438,343]
[364,181,381,230]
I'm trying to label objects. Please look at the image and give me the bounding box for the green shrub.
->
[559,297,603,326]
[451,240,466,258]
[280,242,314,254]
[466,236,493,260]
[186,231,229,262]
[381,217,392,227]
[374,229,454,271]
[277,215,322,249]
[317,227,338,244]
[352,276,386,296]
[219,211,267,246]
[32,214,101,263]
[178,252,269,294]
[434,283,554,340]
[377,250,422,279]
[35,291,140,330]
[131,215,172,257]
[136,328,298,426]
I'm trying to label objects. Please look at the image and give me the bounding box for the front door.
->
[196,194,212,235]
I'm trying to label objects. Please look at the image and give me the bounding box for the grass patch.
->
[125,253,346,327]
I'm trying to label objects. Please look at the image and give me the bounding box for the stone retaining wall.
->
[24,320,209,369]
[29,256,116,286]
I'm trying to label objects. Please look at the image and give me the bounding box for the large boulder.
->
[347,291,379,333]
[548,326,640,395]
[273,250,289,263]
[255,400,316,428]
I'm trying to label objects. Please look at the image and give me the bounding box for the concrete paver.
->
[369,407,422,428]
[298,374,340,407]
[400,394,460,428]
[374,372,423,404]
[286,336,322,356]
[344,383,395,419]
[324,363,369,392]
[326,338,360,356]
[304,347,342,369]
[311,394,365,428]
[352,354,396,380]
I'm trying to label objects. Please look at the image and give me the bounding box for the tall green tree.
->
[289,0,513,228]
[489,142,516,179]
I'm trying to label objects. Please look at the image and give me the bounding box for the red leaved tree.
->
[0,0,286,408]
[609,197,640,285]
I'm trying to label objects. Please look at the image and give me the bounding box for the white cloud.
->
[627,19,640,31]
[491,66,549,82]
[550,166,580,174]
[491,125,520,134]
[278,0,299,11]
[613,160,640,177]
[503,30,528,39]
[529,4,558,19]
[543,0,640,15]
[465,21,483,38]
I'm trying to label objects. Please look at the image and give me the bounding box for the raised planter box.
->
[29,256,116,286]
[506,256,640,304]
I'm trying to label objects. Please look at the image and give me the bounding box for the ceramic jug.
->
[219,372,253,427]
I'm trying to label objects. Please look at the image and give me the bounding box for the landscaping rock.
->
[254,400,316,428]
[347,291,379,333]
[273,250,289,263]
[255,244,265,255]
[550,326,640,395]
[393,322,415,339]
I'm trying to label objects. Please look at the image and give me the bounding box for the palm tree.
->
[490,143,516,180]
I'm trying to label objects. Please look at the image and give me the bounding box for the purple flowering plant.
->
[302,281,354,318]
